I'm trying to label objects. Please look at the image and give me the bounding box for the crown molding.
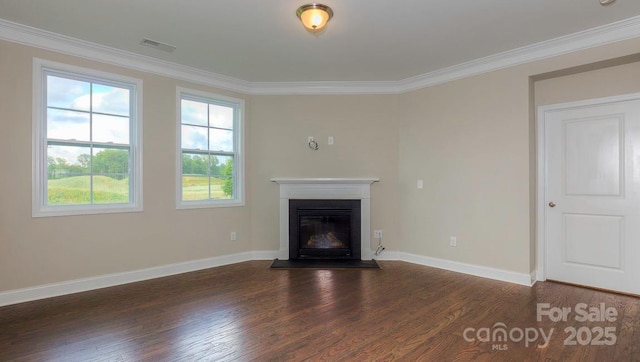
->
[249,80,400,95]
[0,19,252,94]
[395,15,640,93]
[1,16,640,96]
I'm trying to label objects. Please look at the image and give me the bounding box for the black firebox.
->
[289,199,361,260]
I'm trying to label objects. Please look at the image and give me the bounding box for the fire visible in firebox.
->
[306,232,346,248]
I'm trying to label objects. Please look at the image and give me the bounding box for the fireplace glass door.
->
[289,199,361,260]
[299,213,351,258]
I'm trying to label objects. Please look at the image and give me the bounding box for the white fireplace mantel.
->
[271,178,379,260]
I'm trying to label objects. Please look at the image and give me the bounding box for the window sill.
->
[176,200,245,210]
[33,204,143,218]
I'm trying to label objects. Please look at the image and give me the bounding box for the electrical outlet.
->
[450,236,457,247]
[374,230,383,238]
[230,232,237,241]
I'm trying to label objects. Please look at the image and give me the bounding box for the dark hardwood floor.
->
[0,261,638,361]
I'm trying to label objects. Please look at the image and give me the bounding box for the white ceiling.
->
[1,0,640,84]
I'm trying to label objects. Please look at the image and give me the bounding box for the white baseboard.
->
[251,250,279,260]
[0,252,253,307]
[0,250,536,307]
[375,251,535,286]
[530,271,539,286]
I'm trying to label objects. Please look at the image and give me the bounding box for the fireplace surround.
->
[271,178,379,261]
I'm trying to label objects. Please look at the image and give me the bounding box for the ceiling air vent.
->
[139,38,176,53]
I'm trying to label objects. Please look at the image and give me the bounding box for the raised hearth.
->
[271,178,379,261]
[270,259,380,269]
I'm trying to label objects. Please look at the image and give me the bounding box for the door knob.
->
[548,201,556,208]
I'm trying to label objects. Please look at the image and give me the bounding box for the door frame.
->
[536,92,640,282]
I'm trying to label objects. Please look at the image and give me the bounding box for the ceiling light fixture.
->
[296,3,334,32]
[599,0,615,5]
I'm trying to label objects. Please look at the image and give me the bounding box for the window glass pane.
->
[212,155,233,199]
[181,99,208,126]
[178,91,241,207]
[47,145,91,205]
[93,114,130,144]
[209,129,233,152]
[47,109,90,141]
[46,75,90,111]
[209,104,234,130]
[182,125,208,150]
[39,66,140,215]
[92,147,130,204]
[182,152,210,201]
[92,83,130,116]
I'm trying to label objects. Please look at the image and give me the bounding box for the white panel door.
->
[543,97,640,295]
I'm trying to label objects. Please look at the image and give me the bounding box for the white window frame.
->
[176,87,245,209]
[32,58,143,217]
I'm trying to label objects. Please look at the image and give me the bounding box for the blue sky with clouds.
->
[46,75,131,164]
[181,99,234,152]
[46,77,236,165]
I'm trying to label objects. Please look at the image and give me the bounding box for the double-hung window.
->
[177,88,244,208]
[33,59,142,217]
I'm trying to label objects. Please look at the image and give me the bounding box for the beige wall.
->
[397,39,640,275]
[249,95,400,253]
[398,68,532,272]
[2,33,640,293]
[0,40,252,291]
[535,61,640,107]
